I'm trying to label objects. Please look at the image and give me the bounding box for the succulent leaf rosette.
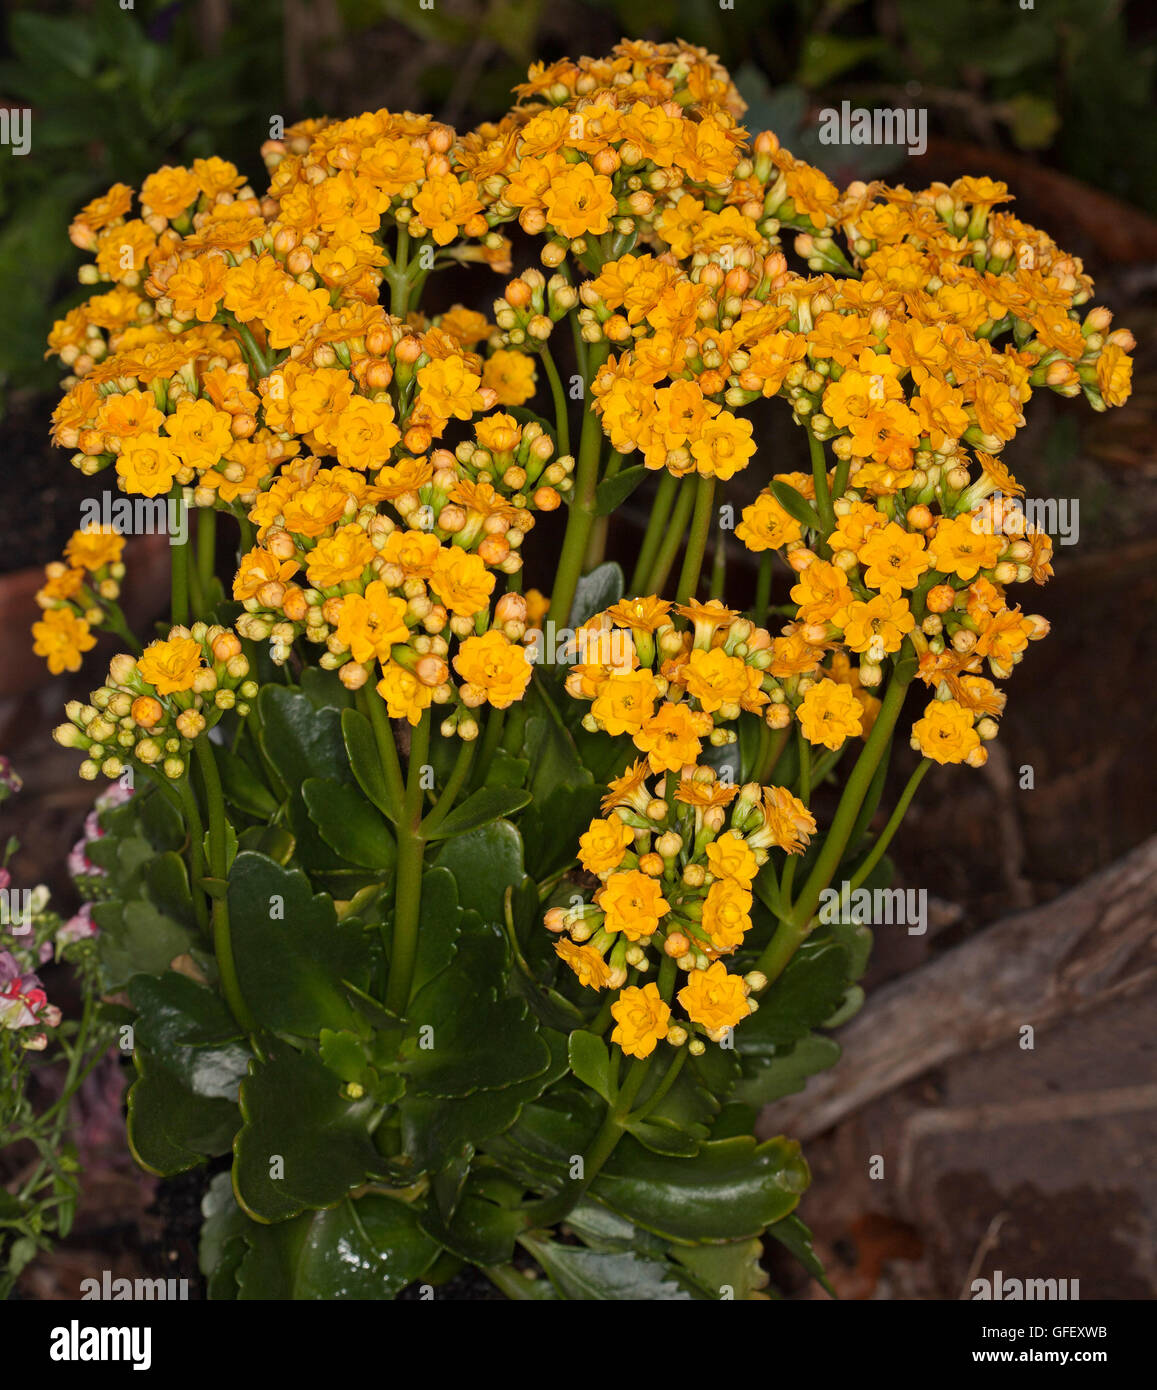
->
[31,38,1132,1300]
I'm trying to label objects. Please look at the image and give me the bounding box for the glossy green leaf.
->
[735,939,851,1054]
[520,781,604,879]
[258,686,351,785]
[126,1052,240,1176]
[595,465,647,516]
[233,1040,384,1223]
[424,786,532,841]
[91,899,193,990]
[731,1033,842,1106]
[569,561,623,626]
[142,852,196,930]
[129,972,250,1101]
[567,1030,613,1104]
[766,1213,833,1295]
[399,1031,568,1177]
[433,820,527,924]
[259,688,361,871]
[418,1189,523,1268]
[402,924,550,1098]
[227,851,372,1037]
[199,1171,248,1301]
[513,677,594,804]
[408,867,462,996]
[341,707,401,823]
[594,1135,810,1243]
[235,1193,439,1299]
[214,744,279,818]
[302,777,396,872]
[770,478,821,532]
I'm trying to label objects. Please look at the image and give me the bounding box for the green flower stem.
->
[832,453,851,502]
[757,723,791,784]
[169,483,189,626]
[386,225,411,318]
[754,550,773,622]
[519,1051,655,1231]
[846,734,893,849]
[675,474,716,604]
[194,737,255,1033]
[750,720,771,784]
[358,685,405,808]
[629,470,678,594]
[214,311,272,380]
[99,599,142,655]
[751,910,809,987]
[175,769,209,934]
[233,320,272,379]
[630,1045,688,1121]
[588,450,625,566]
[569,310,589,384]
[540,345,570,457]
[846,758,931,894]
[547,341,610,626]
[420,736,476,837]
[808,428,836,535]
[780,849,799,915]
[522,958,676,1228]
[797,725,812,804]
[197,506,217,605]
[385,710,430,1015]
[763,653,915,968]
[469,705,506,792]
[642,477,697,597]
[708,519,726,599]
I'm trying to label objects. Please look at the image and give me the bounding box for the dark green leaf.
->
[402,924,550,1098]
[433,820,527,924]
[233,1040,384,1223]
[303,777,396,872]
[766,1213,834,1295]
[671,1237,770,1299]
[731,1033,842,1106]
[424,786,532,840]
[736,940,851,1054]
[228,851,372,1037]
[126,1053,240,1177]
[770,479,821,532]
[341,707,401,824]
[129,972,250,1101]
[595,465,648,516]
[594,1136,810,1242]
[567,1030,613,1104]
[215,745,279,818]
[236,1193,438,1299]
[568,560,623,626]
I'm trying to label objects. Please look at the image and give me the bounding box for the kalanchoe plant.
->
[35,37,1132,1299]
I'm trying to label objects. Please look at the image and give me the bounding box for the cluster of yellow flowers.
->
[32,527,126,674]
[578,179,1131,763]
[547,763,814,1056]
[231,408,571,730]
[564,595,884,765]
[53,626,256,781]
